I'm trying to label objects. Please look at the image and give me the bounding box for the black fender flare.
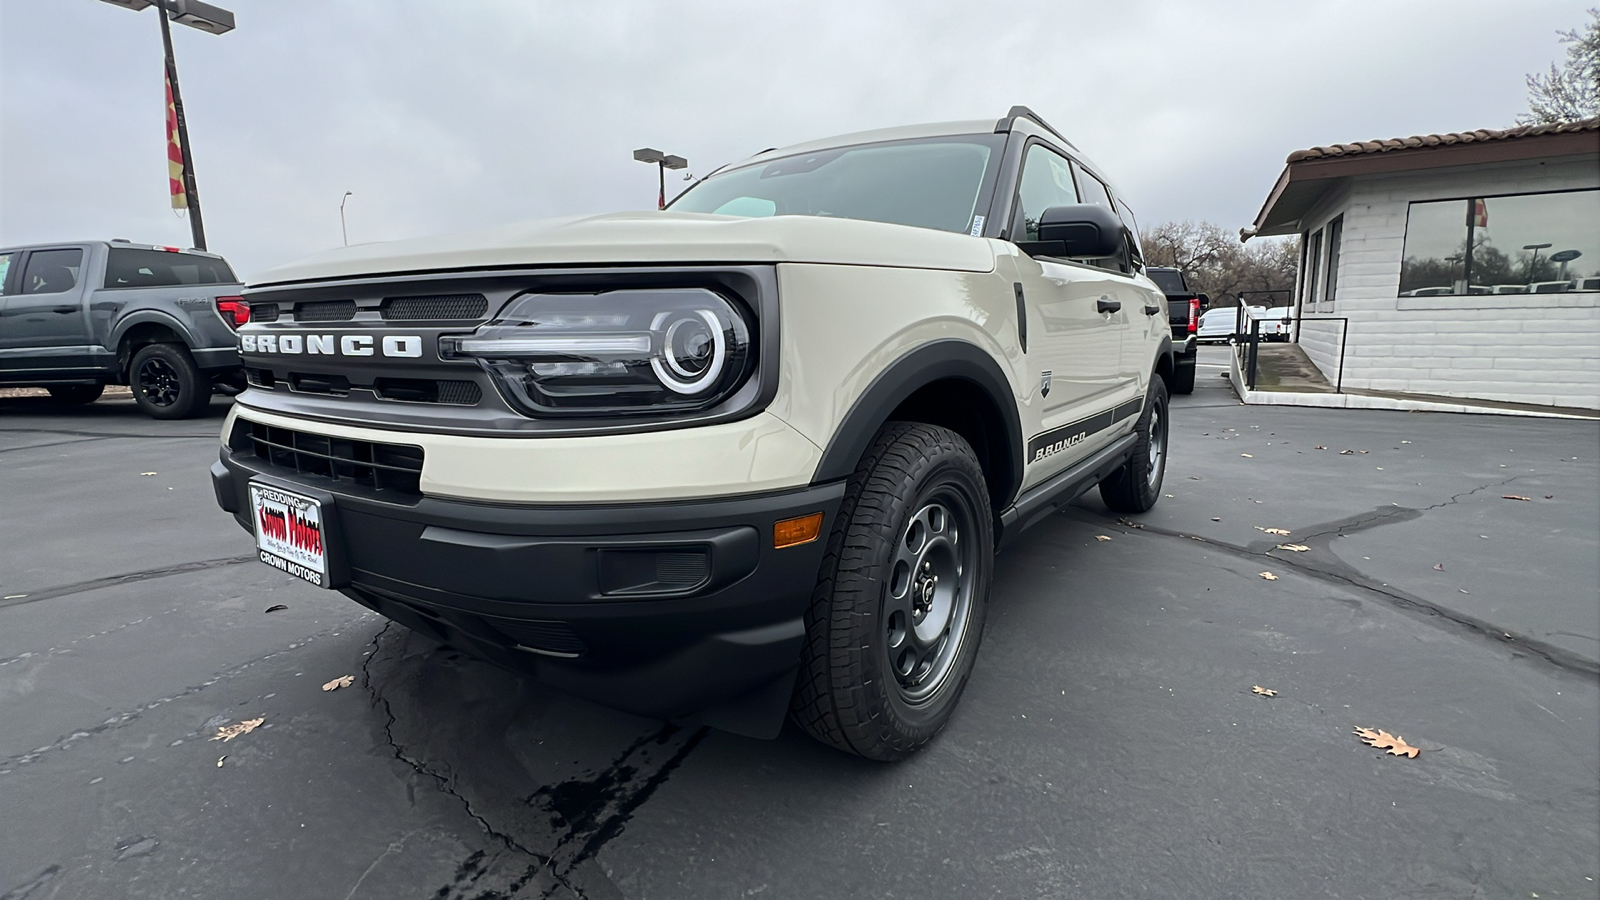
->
[811,340,1023,506]
[109,310,201,355]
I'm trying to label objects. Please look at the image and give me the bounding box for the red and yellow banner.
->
[165,69,186,209]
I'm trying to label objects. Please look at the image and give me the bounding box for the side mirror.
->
[1028,204,1125,258]
[1198,293,1211,308]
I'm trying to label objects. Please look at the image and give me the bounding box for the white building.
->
[1247,118,1600,411]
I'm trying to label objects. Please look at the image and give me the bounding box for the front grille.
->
[382,293,488,320]
[250,303,280,322]
[230,421,423,495]
[372,377,482,406]
[484,617,587,658]
[294,300,357,322]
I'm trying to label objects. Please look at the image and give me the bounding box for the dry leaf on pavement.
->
[211,718,264,743]
[1502,495,1532,501]
[1211,517,1221,522]
[1240,453,1253,458]
[1339,449,1354,455]
[1432,563,1444,571]
[1259,572,1278,581]
[1255,527,1292,535]
[1252,685,1277,697]
[1314,445,1326,450]
[140,472,158,476]
[1353,726,1420,758]
[216,756,226,768]
[322,675,355,692]
[1276,544,1310,552]
[263,604,288,613]
[1094,535,1112,542]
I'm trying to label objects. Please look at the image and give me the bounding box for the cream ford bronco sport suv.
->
[211,107,1175,760]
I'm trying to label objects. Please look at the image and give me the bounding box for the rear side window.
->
[21,248,84,294]
[1147,269,1186,294]
[1072,163,1112,208]
[0,252,11,295]
[104,248,237,288]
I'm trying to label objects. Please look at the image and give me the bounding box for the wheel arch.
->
[811,340,1022,513]
[111,312,197,376]
[1152,335,1175,391]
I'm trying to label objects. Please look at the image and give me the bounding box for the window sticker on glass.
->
[970,215,985,237]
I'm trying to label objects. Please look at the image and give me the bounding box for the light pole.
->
[340,191,354,246]
[96,0,235,251]
[633,148,688,210]
[1523,242,1552,283]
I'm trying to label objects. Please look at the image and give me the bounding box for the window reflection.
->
[1400,189,1600,295]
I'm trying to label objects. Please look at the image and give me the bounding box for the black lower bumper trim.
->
[215,446,844,737]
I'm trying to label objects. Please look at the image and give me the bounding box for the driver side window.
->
[1014,144,1079,242]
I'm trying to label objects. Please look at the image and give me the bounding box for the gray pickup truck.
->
[0,240,245,418]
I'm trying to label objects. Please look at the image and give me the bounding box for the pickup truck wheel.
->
[1098,377,1169,513]
[46,385,104,405]
[1171,356,1197,394]
[792,422,992,761]
[130,343,209,420]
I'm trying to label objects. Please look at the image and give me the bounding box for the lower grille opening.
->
[229,420,423,495]
[250,303,280,323]
[245,367,276,388]
[373,377,482,406]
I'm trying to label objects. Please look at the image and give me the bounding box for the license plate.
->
[249,482,331,588]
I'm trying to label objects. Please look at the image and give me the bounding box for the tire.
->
[46,384,104,405]
[1171,355,1197,395]
[1098,376,1169,513]
[791,422,993,761]
[130,343,209,419]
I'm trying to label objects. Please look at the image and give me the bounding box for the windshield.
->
[670,135,1004,236]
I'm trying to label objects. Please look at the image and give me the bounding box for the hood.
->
[251,211,997,286]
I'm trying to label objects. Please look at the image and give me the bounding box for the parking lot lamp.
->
[633,148,689,210]
[96,0,235,251]
[1522,243,1552,282]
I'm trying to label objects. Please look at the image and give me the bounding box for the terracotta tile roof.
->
[1285,117,1599,163]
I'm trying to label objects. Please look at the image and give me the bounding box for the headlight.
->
[442,288,754,417]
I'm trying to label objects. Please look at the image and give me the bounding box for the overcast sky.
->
[0,0,1588,279]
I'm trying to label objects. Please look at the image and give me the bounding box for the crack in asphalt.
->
[0,556,256,610]
[357,624,590,899]
[0,612,374,769]
[1073,475,1597,677]
[0,426,218,439]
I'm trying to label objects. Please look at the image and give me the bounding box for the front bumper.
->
[213,447,844,738]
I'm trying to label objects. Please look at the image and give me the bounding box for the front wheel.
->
[130,343,209,419]
[791,422,993,761]
[1099,376,1169,513]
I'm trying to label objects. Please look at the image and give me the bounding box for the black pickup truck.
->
[1145,266,1204,394]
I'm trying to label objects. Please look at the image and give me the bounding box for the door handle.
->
[1096,297,1121,314]
[52,306,77,314]
[1143,304,1161,315]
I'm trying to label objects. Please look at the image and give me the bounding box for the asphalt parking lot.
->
[3,348,1597,900]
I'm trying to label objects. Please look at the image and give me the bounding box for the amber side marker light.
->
[774,512,824,549]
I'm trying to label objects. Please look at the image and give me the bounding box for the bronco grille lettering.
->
[240,333,424,358]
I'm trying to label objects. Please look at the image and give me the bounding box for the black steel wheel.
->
[1099,376,1169,513]
[130,343,208,419]
[792,422,993,761]
[46,384,104,405]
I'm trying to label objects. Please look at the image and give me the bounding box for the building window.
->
[1399,188,1600,296]
[1304,228,1323,307]
[1323,216,1343,306]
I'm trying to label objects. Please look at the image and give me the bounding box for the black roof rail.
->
[994,105,1077,150]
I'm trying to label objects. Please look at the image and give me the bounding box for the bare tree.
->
[1520,8,1600,124]
[1141,221,1298,307]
